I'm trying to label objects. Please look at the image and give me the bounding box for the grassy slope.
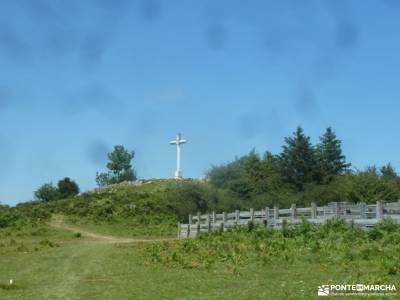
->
[7,179,226,238]
[42,180,183,237]
[1,221,399,299]
[0,225,358,300]
[62,216,176,238]
[2,182,399,299]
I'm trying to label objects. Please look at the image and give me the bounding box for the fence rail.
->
[177,201,400,238]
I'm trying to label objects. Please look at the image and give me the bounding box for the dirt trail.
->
[48,215,176,244]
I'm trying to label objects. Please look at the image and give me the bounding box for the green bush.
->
[0,206,20,228]
[141,219,400,277]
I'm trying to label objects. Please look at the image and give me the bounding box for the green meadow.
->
[1,180,399,299]
[1,218,399,300]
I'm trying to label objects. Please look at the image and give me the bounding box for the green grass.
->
[63,215,177,238]
[0,233,355,300]
[2,179,399,298]
[1,220,399,299]
[0,224,75,254]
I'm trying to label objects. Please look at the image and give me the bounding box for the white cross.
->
[169,133,187,179]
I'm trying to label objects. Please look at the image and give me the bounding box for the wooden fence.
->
[177,201,400,238]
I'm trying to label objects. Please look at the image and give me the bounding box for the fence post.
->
[291,203,297,221]
[265,207,270,226]
[376,201,383,221]
[311,202,317,219]
[334,202,339,218]
[177,223,181,238]
[282,219,287,230]
[223,211,227,223]
[188,214,192,237]
[206,214,211,232]
[212,211,216,224]
[220,222,224,232]
[360,202,366,219]
[197,211,201,236]
[274,206,279,227]
[235,209,240,226]
[250,208,254,223]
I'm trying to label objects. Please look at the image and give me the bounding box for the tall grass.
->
[142,219,400,280]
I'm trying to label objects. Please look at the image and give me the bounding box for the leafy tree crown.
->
[57,177,80,198]
[96,145,137,186]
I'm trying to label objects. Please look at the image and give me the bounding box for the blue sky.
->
[1,0,400,205]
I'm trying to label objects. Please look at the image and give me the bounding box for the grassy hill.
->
[1,180,400,299]
[4,179,178,235]
[1,179,227,237]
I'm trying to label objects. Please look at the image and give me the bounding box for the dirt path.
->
[48,215,176,244]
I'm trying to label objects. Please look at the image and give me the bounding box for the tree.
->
[316,127,350,180]
[96,145,137,187]
[57,177,80,198]
[166,182,215,220]
[243,150,264,189]
[340,167,400,203]
[279,127,319,190]
[34,183,60,202]
[260,151,288,193]
[380,163,398,180]
[95,172,114,187]
[206,156,253,199]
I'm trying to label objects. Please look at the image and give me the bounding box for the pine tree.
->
[279,126,319,190]
[96,145,137,186]
[243,150,262,182]
[380,163,397,180]
[316,127,350,179]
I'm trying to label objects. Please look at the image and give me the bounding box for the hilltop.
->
[1,179,227,237]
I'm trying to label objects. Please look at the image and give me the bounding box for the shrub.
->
[0,207,20,228]
[34,183,60,202]
[57,177,80,199]
[141,219,400,277]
